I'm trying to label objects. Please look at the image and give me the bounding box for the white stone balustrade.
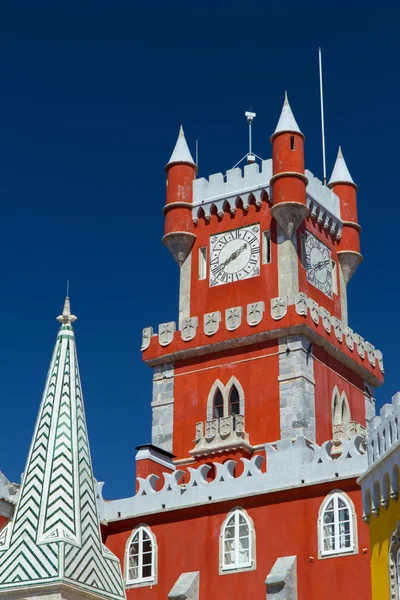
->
[191,414,249,456]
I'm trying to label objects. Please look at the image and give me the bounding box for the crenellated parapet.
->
[141,293,384,387]
[192,161,342,238]
[358,393,400,522]
[306,170,342,239]
[96,435,367,523]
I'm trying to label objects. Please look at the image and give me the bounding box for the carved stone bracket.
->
[354,334,365,359]
[181,317,198,342]
[141,327,153,351]
[307,298,319,324]
[225,306,242,332]
[247,301,265,326]
[159,322,176,347]
[295,293,307,316]
[345,326,354,351]
[331,317,343,343]
[271,297,287,321]
[204,312,221,336]
[319,307,331,333]
[365,342,376,367]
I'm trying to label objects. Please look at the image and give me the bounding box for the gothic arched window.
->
[213,389,224,419]
[221,509,255,572]
[318,492,357,557]
[125,526,157,586]
[229,385,240,416]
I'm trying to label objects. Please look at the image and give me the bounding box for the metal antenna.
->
[66,279,70,297]
[318,47,327,185]
[195,140,199,175]
[245,110,256,164]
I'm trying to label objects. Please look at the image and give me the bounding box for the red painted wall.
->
[173,340,280,460]
[104,482,371,600]
[313,345,365,444]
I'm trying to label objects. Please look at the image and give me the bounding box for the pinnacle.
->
[271,91,303,140]
[56,296,77,326]
[166,125,196,169]
[328,146,355,187]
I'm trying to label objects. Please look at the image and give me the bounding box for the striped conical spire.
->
[0,298,125,600]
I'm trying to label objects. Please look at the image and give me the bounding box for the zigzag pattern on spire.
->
[0,317,125,600]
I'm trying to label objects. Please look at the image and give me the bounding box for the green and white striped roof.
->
[0,298,125,600]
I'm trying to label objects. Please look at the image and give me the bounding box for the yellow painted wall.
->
[370,501,400,600]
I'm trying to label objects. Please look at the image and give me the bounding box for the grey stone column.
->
[277,225,299,305]
[279,336,316,441]
[339,263,348,325]
[151,363,175,452]
[179,253,192,330]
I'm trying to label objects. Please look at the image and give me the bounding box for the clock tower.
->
[100,93,384,600]
[140,93,379,463]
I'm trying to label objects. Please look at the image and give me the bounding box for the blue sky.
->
[0,1,397,499]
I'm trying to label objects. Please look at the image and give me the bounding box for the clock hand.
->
[314,259,330,271]
[220,244,247,269]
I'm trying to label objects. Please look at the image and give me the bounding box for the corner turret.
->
[163,126,197,265]
[270,92,308,238]
[328,147,362,283]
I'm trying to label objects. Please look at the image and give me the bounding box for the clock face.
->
[304,232,332,297]
[209,224,260,287]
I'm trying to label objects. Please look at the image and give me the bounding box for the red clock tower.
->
[99,94,383,600]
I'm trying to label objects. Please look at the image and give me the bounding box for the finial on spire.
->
[57,296,77,325]
[166,125,196,170]
[271,92,303,141]
[328,146,356,188]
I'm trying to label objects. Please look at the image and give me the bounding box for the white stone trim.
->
[97,436,367,523]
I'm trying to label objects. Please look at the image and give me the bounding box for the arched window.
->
[221,509,254,571]
[125,526,157,586]
[332,389,351,440]
[213,389,224,419]
[319,492,356,557]
[229,386,240,416]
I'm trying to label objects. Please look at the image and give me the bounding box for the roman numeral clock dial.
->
[209,224,260,287]
[304,232,333,297]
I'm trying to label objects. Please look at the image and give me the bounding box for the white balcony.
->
[190,415,251,457]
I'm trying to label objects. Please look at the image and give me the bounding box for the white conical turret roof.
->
[166,125,196,168]
[272,92,303,139]
[0,298,125,600]
[328,146,356,187]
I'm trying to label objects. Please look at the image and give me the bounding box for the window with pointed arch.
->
[220,508,255,573]
[318,491,357,558]
[125,525,157,587]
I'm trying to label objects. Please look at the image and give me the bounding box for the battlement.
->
[191,161,342,239]
[96,435,367,523]
[358,394,400,521]
[141,293,384,387]
[366,393,400,466]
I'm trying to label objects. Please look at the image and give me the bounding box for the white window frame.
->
[318,491,357,559]
[125,525,157,587]
[198,246,207,280]
[262,230,271,264]
[220,508,255,574]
